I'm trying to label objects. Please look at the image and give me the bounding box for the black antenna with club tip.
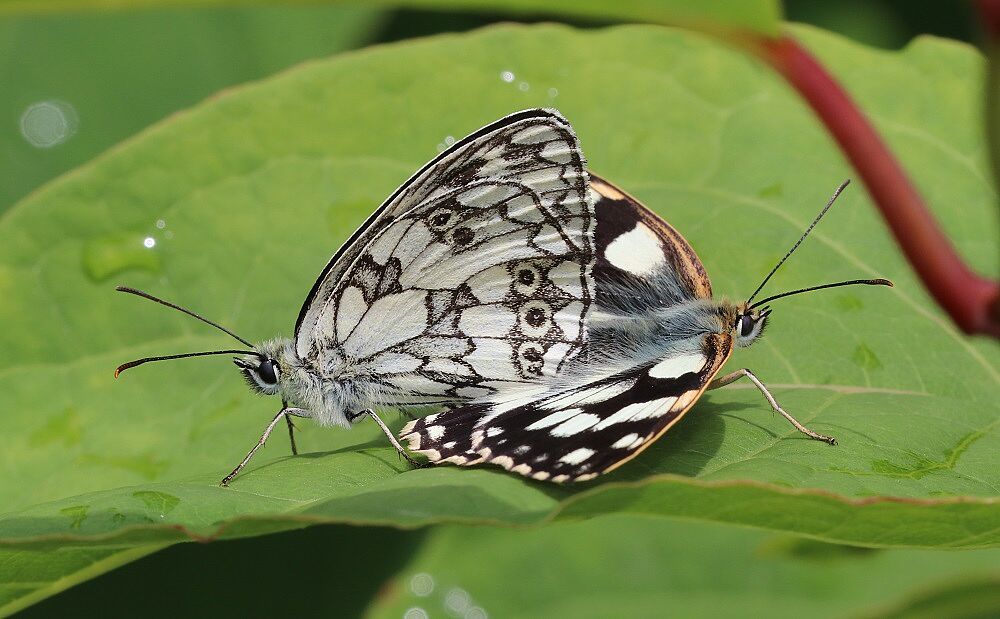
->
[114,286,261,377]
[746,179,851,305]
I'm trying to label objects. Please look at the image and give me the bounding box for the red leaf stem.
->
[756,34,1000,338]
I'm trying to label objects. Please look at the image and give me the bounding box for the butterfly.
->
[116,108,891,485]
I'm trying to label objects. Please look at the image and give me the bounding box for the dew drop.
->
[155,219,166,229]
[132,490,181,514]
[409,572,435,597]
[20,100,78,148]
[437,134,457,152]
[403,608,428,619]
[517,81,530,92]
[465,607,488,619]
[59,505,89,530]
[445,588,471,616]
[500,70,515,83]
[143,236,156,249]
[82,232,162,282]
[547,87,559,98]
[852,343,883,370]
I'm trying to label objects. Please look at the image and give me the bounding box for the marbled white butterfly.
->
[117,109,890,485]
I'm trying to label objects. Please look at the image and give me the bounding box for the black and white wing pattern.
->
[589,175,711,308]
[400,333,732,481]
[400,177,732,481]
[295,109,594,403]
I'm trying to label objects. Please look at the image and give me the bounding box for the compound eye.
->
[739,314,755,338]
[258,359,279,385]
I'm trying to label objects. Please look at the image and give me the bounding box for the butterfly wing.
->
[399,175,730,480]
[295,109,593,403]
[400,332,732,481]
[589,174,711,310]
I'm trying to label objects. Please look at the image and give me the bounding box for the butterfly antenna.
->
[749,278,892,309]
[746,180,851,305]
[116,286,254,347]
[115,349,260,378]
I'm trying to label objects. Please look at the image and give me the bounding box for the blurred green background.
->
[3,1,993,617]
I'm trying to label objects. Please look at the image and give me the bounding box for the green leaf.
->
[368,515,1000,618]
[0,545,165,616]
[0,22,997,609]
[18,525,424,617]
[0,5,386,213]
[0,0,782,35]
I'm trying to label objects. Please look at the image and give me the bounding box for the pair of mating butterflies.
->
[118,109,889,485]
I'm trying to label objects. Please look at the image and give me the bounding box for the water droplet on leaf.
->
[132,490,181,516]
[852,343,882,370]
[81,232,161,282]
[59,505,89,530]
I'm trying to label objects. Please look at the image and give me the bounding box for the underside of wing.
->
[296,110,594,404]
[589,174,712,311]
[296,109,587,350]
[400,333,733,482]
[317,181,593,402]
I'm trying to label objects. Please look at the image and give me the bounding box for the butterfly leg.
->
[709,369,837,445]
[285,414,298,456]
[348,408,423,468]
[221,407,311,486]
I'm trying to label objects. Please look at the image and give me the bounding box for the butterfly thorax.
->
[247,338,365,428]
[576,298,765,376]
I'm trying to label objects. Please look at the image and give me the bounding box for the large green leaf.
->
[14,525,423,618]
[12,516,1000,617]
[0,0,782,35]
[369,516,1000,618]
[0,545,164,616]
[0,21,997,610]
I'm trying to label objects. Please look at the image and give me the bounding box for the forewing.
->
[399,333,733,482]
[297,110,592,403]
[590,175,711,311]
[296,108,586,349]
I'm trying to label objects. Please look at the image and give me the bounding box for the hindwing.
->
[400,333,732,481]
[590,175,712,310]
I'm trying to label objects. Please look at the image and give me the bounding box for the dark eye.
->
[258,359,279,384]
[739,315,755,337]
